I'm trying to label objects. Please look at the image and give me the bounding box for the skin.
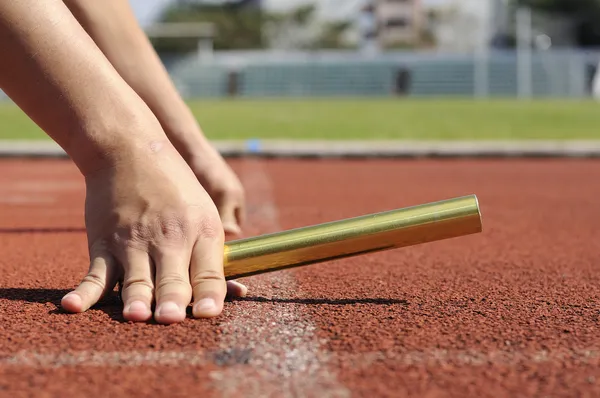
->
[0,0,246,324]
[61,0,246,237]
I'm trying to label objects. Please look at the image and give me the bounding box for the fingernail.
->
[156,301,182,317]
[230,281,248,297]
[223,223,241,235]
[61,292,83,312]
[63,292,82,305]
[126,300,148,314]
[194,298,216,313]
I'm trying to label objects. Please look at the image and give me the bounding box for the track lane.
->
[1,158,600,397]
[269,158,600,397]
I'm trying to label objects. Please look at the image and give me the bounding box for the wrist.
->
[163,122,215,165]
[66,108,171,177]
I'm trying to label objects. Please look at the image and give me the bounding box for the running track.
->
[0,157,599,397]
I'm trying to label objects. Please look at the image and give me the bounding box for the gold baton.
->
[223,195,482,280]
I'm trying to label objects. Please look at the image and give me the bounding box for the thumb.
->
[218,198,243,237]
[61,245,119,313]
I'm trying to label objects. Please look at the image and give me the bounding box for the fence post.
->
[516,7,533,99]
[474,46,490,98]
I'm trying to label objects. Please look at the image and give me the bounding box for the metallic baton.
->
[223,195,482,280]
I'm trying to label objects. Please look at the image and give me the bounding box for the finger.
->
[234,202,246,232]
[219,199,242,237]
[61,249,118,313]
[120,249,154,322]
[233,185,247,230]
[226,280,248,298]
[221,208,242,237]
[223,221,241,237]
[152,248,193,325]
[190,226,227,318]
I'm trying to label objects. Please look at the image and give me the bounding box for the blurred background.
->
[2,0,600,142]
[134,0,600,100]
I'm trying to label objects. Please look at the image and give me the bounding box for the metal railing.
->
[3,49,600,101]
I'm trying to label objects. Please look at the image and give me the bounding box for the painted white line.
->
[4,139,600,158]
[211,158,350,398]
[1,347,597,369]
[0,350,210,368]
[344,347,600,368]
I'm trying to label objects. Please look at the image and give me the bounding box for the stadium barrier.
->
[2,49,600,100]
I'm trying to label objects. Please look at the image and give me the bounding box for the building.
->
[428,0,496,52]
[361,0,424,49]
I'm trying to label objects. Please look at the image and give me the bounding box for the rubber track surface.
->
[0,158,599,397]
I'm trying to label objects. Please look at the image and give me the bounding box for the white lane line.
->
[342,347,600,368]
[211,158,350,398]
[0,351,211,368]
[1,347,598,369]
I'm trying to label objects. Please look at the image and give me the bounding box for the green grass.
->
[2,98,600,140]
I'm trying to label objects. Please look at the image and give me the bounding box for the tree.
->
[510,0,600,47]
[263,4,356,50]
[150,1,356,53]
[150,1,266,53]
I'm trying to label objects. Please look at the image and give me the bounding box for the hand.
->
[188,142,246,238]
[61,141,246,324]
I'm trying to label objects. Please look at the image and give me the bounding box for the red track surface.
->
[1,157,600,397]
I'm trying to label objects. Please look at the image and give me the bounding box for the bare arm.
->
[62,0,210,161]
[62,0,246,235]
[0,0,161,175]
[0,0,244,324]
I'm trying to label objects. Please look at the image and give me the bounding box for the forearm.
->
[63,0,208,163]
[0,0,166,175]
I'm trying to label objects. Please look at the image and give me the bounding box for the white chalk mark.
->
[1,347,598,369]
[211,158,350,398]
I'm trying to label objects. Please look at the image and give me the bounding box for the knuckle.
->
[231,183,245,198]
[195,214,223,241]
[156,217,188,241]
[108,223,151,252]
[155,273,190,291]
[221,184,244,201]
[109,215,191,251]
[89,240,110,256]
[191,269,225,288]
[81,272,106,291]
[122,277,154,292]
[130,221,153,241]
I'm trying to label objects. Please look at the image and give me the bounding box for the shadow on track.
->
[0,287,123,321]
[0,288,409,324]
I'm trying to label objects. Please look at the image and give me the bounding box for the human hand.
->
[187,143,246,237]
[61,141,246,324]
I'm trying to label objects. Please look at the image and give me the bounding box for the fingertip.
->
[192,296,223,318]
[123,300,153,322]
[155,301,186,324]
[226,280,248,298]
[235,206,246,229]
[223,222,242,237]
[61,292,84,313]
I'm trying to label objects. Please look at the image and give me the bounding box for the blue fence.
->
[163,49,600,99]
[3,49,600,100]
